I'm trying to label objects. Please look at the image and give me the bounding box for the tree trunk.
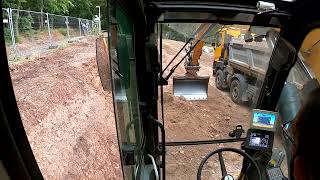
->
[15,1,21,37]
[40,7,43,29]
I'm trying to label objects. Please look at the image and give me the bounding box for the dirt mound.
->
[10,37,122,179]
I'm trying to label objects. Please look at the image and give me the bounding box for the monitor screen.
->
[249,132,270,148]
[251,109,277,131]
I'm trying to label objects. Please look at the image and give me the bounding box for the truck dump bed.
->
[228,38,272,77]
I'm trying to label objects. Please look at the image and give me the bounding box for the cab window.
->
[161,24,281,179]
[278,28,320,170]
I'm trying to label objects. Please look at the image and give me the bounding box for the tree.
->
[3,0,108,30]
[68,0,93,19]
[10,0,27,37]
[45,0,74,14]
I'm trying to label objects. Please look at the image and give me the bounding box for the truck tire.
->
[212,62,217,76]
[212,68,217,76]
[230,76,247,104]
[215,69,225,90]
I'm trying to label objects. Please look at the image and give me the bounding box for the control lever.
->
[229,125,245,138]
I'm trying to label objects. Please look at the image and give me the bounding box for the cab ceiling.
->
[145,1,292,27]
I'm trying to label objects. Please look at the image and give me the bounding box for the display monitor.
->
[249,132,270,148]
[245,129,274,151]
[251,109,278,131]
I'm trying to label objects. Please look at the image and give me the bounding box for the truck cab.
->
[213,27,242,63]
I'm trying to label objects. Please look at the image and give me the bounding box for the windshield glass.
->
[161,23,277,141]
[159,23,282,179]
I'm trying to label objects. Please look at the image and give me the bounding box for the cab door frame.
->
[0,6,43,180]
[107,0,162,179]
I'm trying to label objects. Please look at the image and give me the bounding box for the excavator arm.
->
[190,41,205,66]
[172,24,214,100]
[186,24,214,67]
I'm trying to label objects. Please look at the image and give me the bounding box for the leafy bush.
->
[58,28,68,36]
[162,24,186,42]
[19,16,33,33]
[3,27,22,43]
[4,27,12,42]
[90,26,99,35]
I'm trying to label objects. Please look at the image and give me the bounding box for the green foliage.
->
[90,26,99,35]
[4,27,12,42]
[3,0,104,18]
[2,0,27,9]
[46,0,74,14]
[68,0,93,19]
[162,23,223,44]
[58,28,68,36]
[3,0,108,29]
[18,16,33,33]
[162,24,187,42]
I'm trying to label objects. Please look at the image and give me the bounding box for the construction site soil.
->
[161,39,250,179]
[9,38,285,180]
[9,37,122,179]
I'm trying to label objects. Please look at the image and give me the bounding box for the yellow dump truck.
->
[213,27,242,67]
[213,29,275,104]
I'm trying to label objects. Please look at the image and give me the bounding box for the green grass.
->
[58,28,68,36]
[8,56,24,64]
[58,42,70,49]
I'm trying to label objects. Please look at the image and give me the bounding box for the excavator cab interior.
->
[92,0,320,179]
[1,0,320,180]
[93,0,320,179]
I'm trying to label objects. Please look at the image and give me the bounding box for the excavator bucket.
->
[173,76,210,100]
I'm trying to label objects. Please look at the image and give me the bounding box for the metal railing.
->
[2,8,99,59]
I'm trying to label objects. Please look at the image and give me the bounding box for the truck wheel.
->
[212,62,217,76]
[215,70,225,90]
[212,68,217,76]
[230,78,245,104]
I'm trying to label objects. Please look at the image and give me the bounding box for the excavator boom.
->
[173,24,215,100]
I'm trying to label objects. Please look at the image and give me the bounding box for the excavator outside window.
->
[158,23,292,179]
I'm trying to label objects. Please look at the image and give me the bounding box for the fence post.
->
[8,8,17,54]
[46,13,52,46]
[78,18,82,36]
[65,16,70,39]
[92,21,95,35]
[86,19,89,35]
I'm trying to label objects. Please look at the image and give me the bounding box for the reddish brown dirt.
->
[9,37,122,180]
[161,39,251,179]
[161,39,288,179]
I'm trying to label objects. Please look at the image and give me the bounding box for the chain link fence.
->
[2,8,99,60]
